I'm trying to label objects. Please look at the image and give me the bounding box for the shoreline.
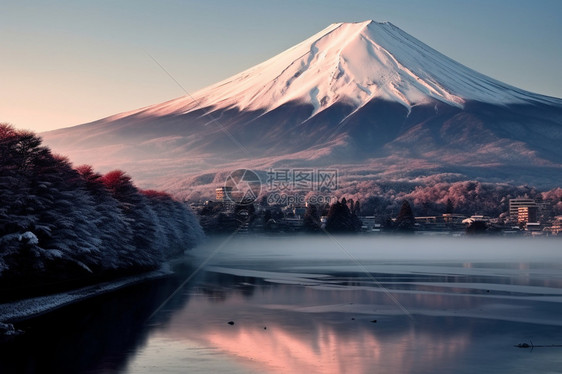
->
[0,265,173,324]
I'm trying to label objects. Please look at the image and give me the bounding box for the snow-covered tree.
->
[1,124,203,291]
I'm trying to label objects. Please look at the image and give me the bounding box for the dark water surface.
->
[1,237,562,373]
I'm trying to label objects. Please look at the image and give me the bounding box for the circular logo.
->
[224,169,261,205]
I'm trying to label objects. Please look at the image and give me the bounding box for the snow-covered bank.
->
[1,124,204,290]
[0,265,173,325]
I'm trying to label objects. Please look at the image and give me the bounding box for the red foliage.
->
[75,164,95,176]
[101,170,132,189]
[141,189,171,199]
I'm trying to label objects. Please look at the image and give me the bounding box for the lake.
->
[1,236,562,373]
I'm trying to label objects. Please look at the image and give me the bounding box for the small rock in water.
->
[264,326,267,330]
[370,319,377,323]
[227,321,235,326]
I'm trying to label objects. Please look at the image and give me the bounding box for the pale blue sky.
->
[1,0,561,132]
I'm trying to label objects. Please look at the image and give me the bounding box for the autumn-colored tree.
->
[1,124,203,294]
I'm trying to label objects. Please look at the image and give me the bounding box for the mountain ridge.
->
[120,20,560,117]
[60,20,560,130]
[41,20,562,194]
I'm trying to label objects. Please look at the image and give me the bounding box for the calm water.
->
[1,236,562,373]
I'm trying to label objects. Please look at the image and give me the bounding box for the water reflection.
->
[2,238,562,374]
[157,273,475,374]
[129,268,562,374]
[0,263,199,373]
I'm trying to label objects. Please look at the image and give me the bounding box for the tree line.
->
[0,124,203,295]
[197,196,418,234]
[336,181,561,220]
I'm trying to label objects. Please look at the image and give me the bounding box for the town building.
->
[509,198,537,218]
[517,206,538,224]
[282,217,304,231]
[548,216,562,235]
[359,216,380,232]
[524,222,542,235]
[442,213,467,224]
[413,214,467,232]
[215,186,233,203]
[320,216,328,230]
[462,215,491,223]
[293,206,306,218]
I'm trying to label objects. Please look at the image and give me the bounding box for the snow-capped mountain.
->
[111,20,558,119]
[42,20,562,193]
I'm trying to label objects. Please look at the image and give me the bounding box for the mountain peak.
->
[134,20,557,121]
[41,21,562,192]
[332,20,377,27]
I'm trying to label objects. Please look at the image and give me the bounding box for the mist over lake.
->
[2,236,561,373]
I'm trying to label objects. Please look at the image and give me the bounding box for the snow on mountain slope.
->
[127,20,558,121]
[40,20,562,192]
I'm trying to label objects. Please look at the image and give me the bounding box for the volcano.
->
[41,20,562,195]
